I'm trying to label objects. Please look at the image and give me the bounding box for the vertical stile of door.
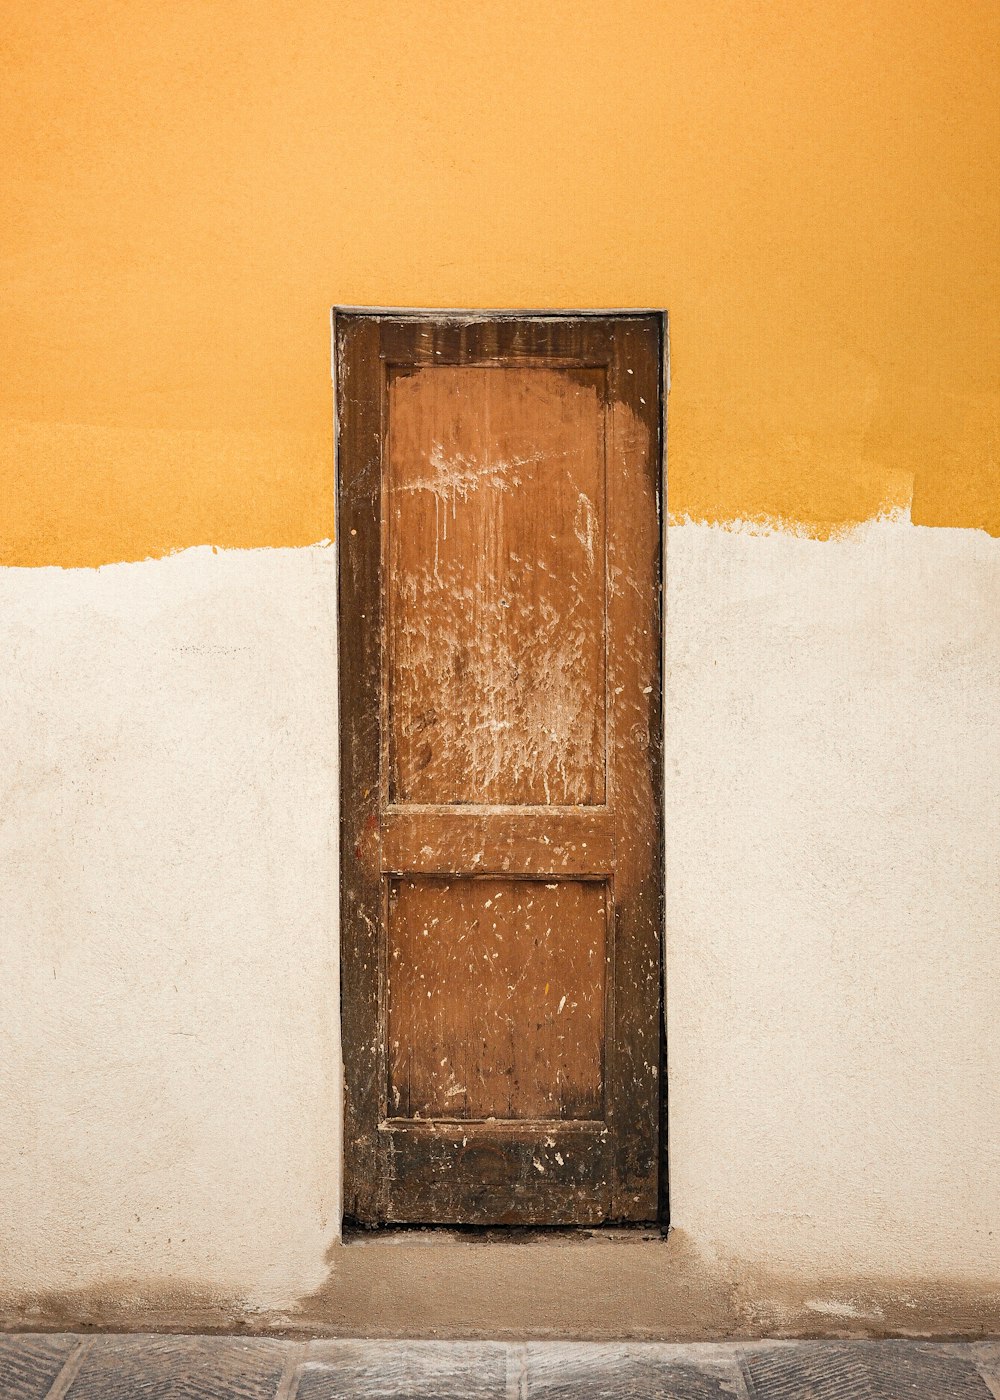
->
[335,313,387,1221]
[606,319,664,1215]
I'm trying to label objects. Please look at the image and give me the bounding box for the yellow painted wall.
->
[2,0,997,567]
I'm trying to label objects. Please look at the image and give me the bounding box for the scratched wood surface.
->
[381,807,615,878]
[336,312,664,1226]
[388,364,606,807]
[388,876,606,1120]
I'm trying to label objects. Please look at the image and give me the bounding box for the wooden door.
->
[335,311,664,1226]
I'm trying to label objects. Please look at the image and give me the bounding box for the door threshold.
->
[341,1222,668,1247]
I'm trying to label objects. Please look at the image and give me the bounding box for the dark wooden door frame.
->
[332,307,669,1229]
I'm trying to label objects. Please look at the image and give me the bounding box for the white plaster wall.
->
[0,521,997,1313]
[0,546,341,1309]
[665,518,1000,1283]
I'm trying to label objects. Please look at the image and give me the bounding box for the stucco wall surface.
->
[3,0,998,565]
[0,546,341,1310]
[1,521,997,1317]
[666,518,1000,1282]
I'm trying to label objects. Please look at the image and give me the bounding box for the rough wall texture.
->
[666,518,1000,1282]
[3,0,998,565]
[0,547,341,1309]
[1,522,997,1320]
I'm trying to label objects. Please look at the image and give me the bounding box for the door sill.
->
[341,1222,668,1246]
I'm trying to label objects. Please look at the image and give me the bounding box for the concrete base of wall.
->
[5,1231,999,1342]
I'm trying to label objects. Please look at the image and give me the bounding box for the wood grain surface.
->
[387,876,607,1120]
[388,364,607,807]
[336,312,664,1226]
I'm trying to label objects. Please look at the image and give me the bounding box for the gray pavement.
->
[0,1335,998,1398]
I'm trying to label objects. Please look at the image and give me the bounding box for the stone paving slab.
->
[62,1335,291,1400]
[0,1334,997,1398]
[0,1335,79,1400]
[514,1341,740,1398]
[741,1340,997,1399]
[299,1341,508,1399]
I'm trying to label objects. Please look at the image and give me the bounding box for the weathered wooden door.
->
[336,311,664,1226]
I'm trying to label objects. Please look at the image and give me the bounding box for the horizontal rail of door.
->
[378,1118,613,1226]
[380,807,615,877]
[380,1118,610,1136]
